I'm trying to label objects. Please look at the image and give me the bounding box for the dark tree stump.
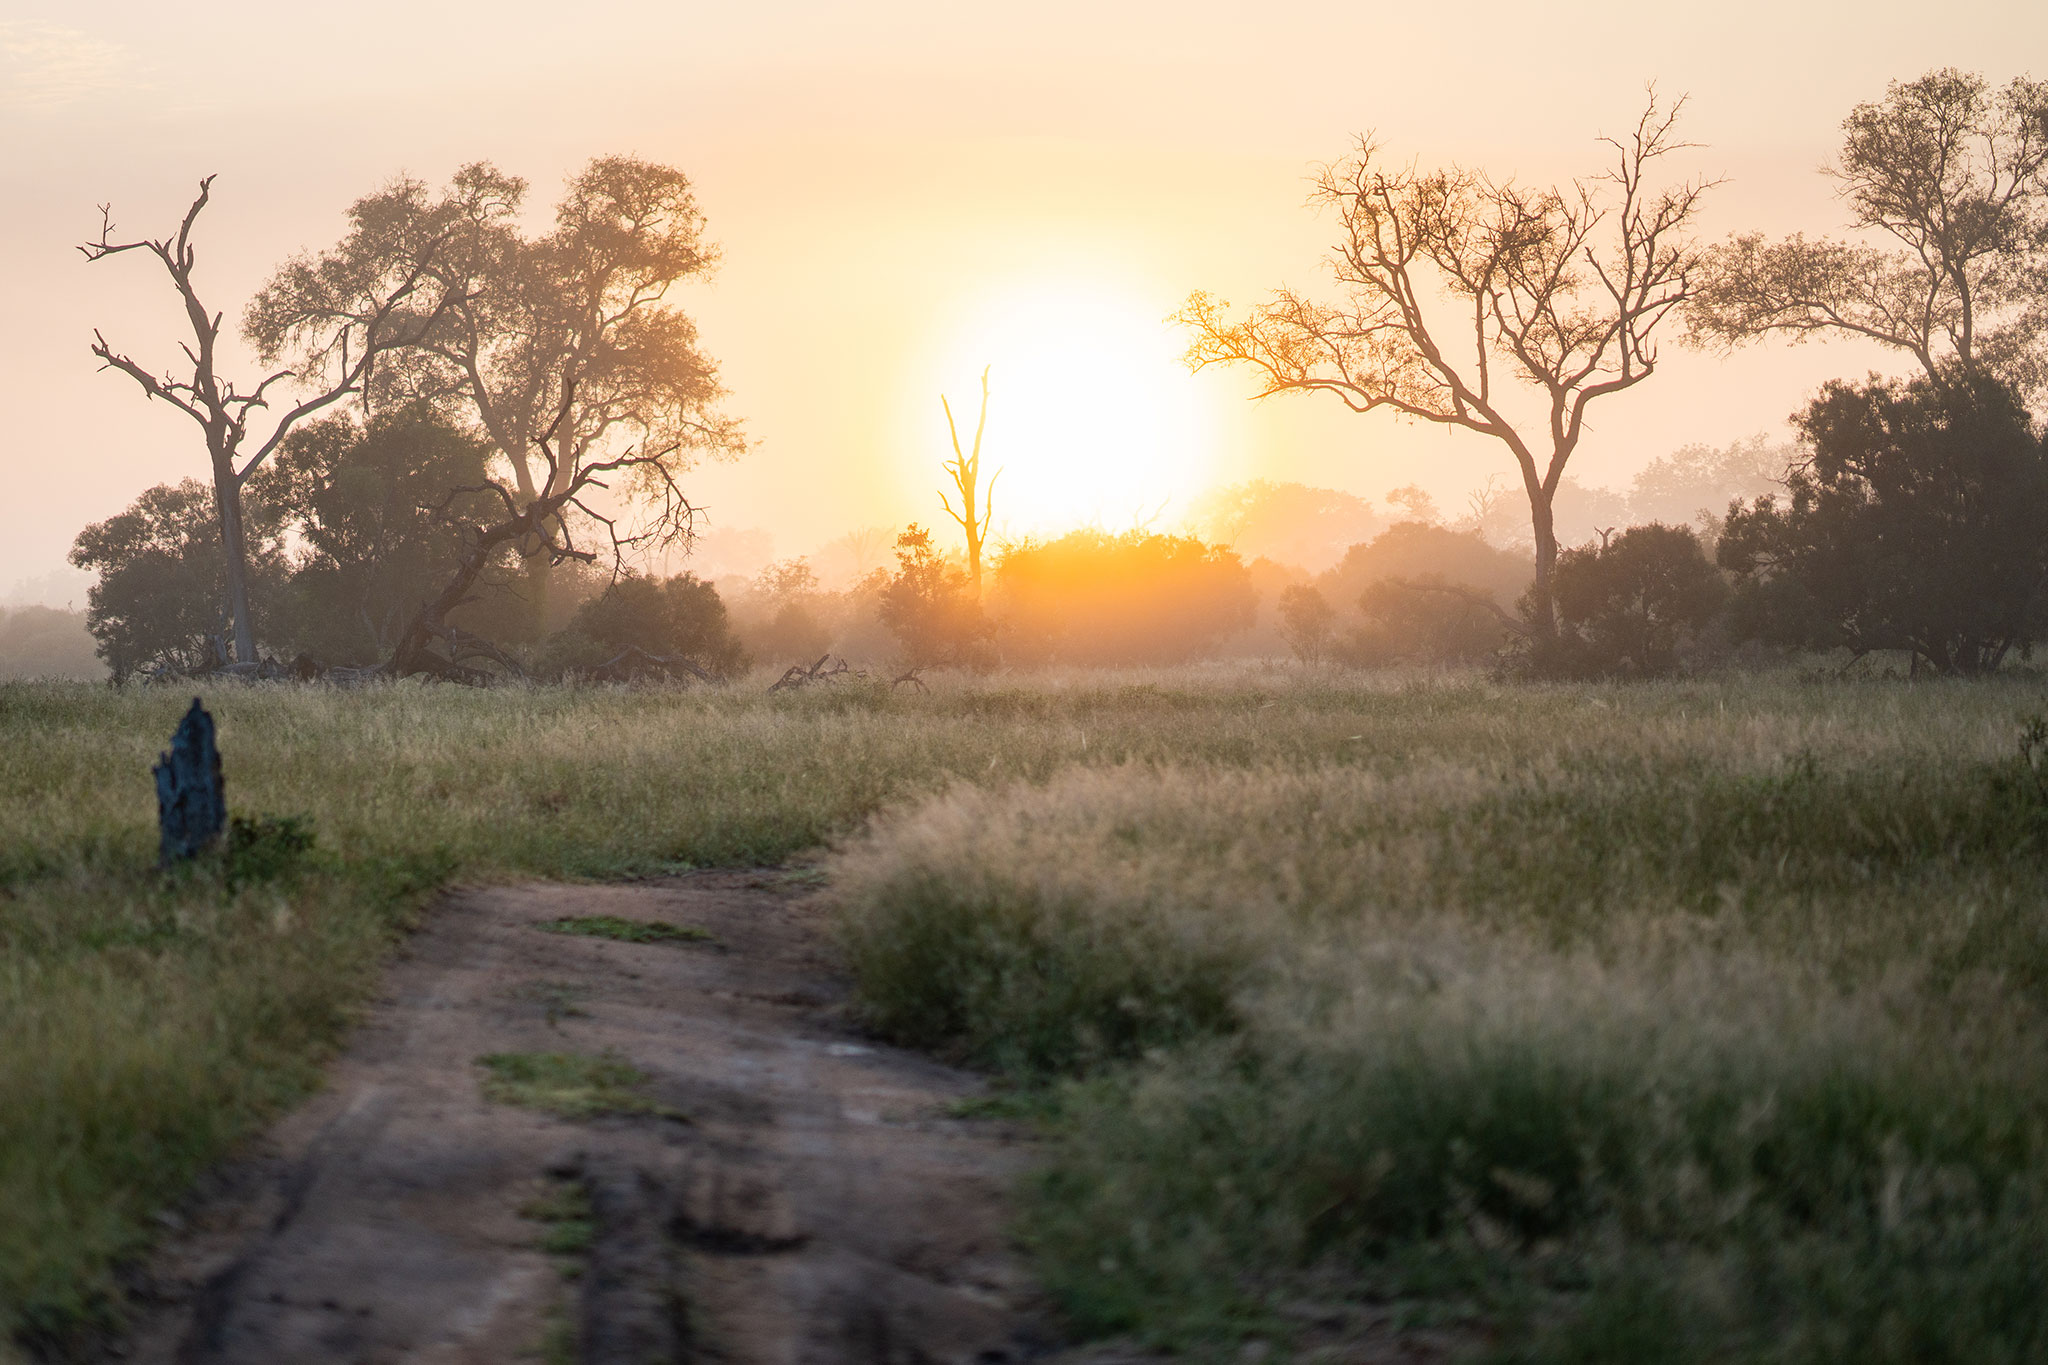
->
[155,698,225,866]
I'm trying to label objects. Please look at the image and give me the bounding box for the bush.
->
[992,529,1255,665]
[1319,522,1530,665]
[1549,523,1728,676]
[553,570,748,677]
[875,526,992,669]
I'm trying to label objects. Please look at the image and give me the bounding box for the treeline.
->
[1278,371,2048,677]
[61,364,2048,682]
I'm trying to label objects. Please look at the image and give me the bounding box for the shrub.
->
[992,529,1255,665]
[1319,522,1530,664]
[876,526,992,669]
[555,570,748,677]
[1549,523,1728,676]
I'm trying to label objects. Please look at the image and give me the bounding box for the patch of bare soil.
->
[114,871,1081,1364]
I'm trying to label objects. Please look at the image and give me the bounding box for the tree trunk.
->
[213,455,258,665]
[1525,483,1560,645]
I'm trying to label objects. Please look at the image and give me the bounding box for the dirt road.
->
[118,871,1072,1365]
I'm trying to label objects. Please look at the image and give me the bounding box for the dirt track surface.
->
[119,872,1075,1365]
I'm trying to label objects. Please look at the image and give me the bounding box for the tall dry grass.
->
[8,668,2048,1359]
[829,681,2048,1360]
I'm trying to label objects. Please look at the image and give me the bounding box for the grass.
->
[826,675,2048,1361]
[519,1173,593,1364]
[7,666,2048,1360]
[476,1050,685,1121]
[535,914,717,944]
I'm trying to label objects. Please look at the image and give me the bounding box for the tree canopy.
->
[1693,70,2048,397]
[1717,370,2048,674]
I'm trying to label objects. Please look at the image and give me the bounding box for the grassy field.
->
[5,668,2048,1360]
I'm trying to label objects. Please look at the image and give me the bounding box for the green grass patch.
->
[11,669,2048,1356]
[519,1173,592,1364]
[829,694,2048,1361]
[534,915,717,945]
[477,1051,685,1122]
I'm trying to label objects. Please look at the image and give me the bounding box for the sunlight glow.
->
[926,279,1219,539]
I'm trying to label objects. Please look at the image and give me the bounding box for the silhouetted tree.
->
[938,367,999,591]
[81,177,458,663]
[1551,523,1727,676]
[1180,93,1712,647]
[1717,371,2048,674]
[1693,70,2048,397]
[69,480,291,678]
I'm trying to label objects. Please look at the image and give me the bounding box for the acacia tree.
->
[1691,69,2048,394]
[384,382,707,680]
[938,366,999,591]
[248,157,744,622]
[80,177,456,664]
[1178,95,1712,646]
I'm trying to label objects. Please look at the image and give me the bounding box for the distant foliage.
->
[1627,435,1791,530]
[0,607,100,681]
[1276,585,1339,665]
[1318,522,1531,665]
[877,526,991,669]
[1550,523,1729,676]
[1192,480,1384,574]
[1718,371,2048,674]
[994,529,1255,665]
[555,570,748,677]
[69,480,291,678]
[737,558,834,664]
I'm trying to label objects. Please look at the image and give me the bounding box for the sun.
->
[921,279,1219,538]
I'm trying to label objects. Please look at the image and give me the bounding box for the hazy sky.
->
[2,1,2042,600]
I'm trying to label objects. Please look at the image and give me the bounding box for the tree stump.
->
[155,698,225,866]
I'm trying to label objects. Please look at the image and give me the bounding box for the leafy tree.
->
[1180,94,1712,645]
[1717,371,2048,674]
[69,481,291,678]
[558,570,747,678]
[1276,584,1338,664]
[1694,70,2048,397]
[993,529,1255,665]
[249,157,745,624]
[877,526,991,669]
[1551,523,1727,676]
[250,408,499,663]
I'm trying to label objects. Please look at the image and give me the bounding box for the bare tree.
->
[937,366,1000,591]
[389,381,701,680]
[248,157,744,623]
[80,177,454,664]
[1178,93,1713,644]
[1691,69,2048,395]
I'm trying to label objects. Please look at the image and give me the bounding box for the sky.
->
[2,0,2042,601]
